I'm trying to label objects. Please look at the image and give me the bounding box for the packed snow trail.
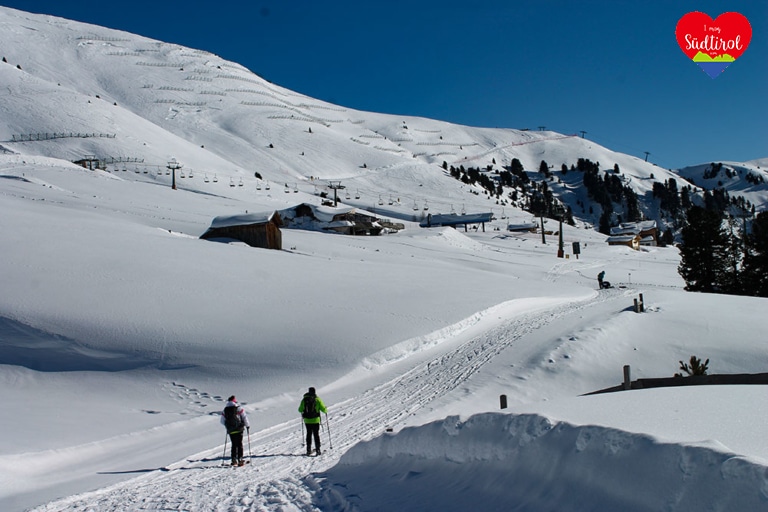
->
[31,288,628,511]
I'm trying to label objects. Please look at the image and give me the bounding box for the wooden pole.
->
[499,394,508,409]
[623,365,631,390]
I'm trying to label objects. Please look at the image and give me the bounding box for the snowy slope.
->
[1,6,767,512]
[3,4,755,229]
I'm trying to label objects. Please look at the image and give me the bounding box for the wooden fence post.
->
[623,365,631,390]
[639,293,644,312]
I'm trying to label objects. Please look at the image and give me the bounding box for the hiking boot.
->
[231,460,238,466]
[315,448,322,456]
[238,459,245,466]
[306,449,312,456]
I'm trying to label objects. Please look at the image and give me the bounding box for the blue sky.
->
[3,1,766,169]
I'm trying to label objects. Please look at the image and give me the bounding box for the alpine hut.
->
[200,211,282,249]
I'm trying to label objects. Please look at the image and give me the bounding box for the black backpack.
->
[224,405,243,432]
[302,394,320,419]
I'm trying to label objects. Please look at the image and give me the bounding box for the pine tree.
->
[677,355,709,376]
[742,211,768,297]
[678,206,731,292]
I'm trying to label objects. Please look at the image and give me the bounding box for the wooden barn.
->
[200,211,282,249]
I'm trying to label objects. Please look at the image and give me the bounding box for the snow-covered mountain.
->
[1,6,767,512]
[1,5,764,232]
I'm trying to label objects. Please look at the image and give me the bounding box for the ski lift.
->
[157,167,162,176]
[378,195,384,206]
[293,183,299,193]
[165,168,170,175]
[230,177,235,187]
[180,170,186,178]
[256,181,262,190]
[412,200,419,211]
[204,173,210,183]
[188,169,193,178]
[284,183,290,193]
[238,178,244,187]
[135,167,140,174]
[355,189,360,199]
[213,174,218,183]
[423,201,429,211]
[346,190,351,200]
[388,195,394,205]
[450,204,456,214]
[461,204,466,215]
[143,167,148,174]
[265,182,271,190]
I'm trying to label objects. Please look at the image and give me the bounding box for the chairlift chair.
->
[230,177,235,187]
[213,174,218,183]
[239,178,244,187]
[204,174,210,183]
[355,189,360,199]
[265,182,270,190]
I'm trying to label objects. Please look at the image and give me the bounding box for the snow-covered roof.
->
[610,226,640,236]
[279,203,357,223]
[209,211,279,229]
[420,212,493,227]
[308,204,355,222]
[606,234,639,243]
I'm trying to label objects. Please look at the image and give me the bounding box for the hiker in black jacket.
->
[220,395,250,466]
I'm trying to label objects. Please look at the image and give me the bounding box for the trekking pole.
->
[221,432,228,466]
[324,412,333,450]
[300,418,305,448]
[247,427,252,464]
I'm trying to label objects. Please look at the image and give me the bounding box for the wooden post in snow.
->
[499,394,508,409]
[623,365,631,390]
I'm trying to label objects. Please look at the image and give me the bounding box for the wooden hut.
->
[200,211,282,249]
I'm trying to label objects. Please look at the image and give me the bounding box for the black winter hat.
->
[308,387,316,395]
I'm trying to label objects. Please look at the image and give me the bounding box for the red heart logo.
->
[676,12,752,61]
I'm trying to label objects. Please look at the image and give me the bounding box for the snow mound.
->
[316,412,768,512]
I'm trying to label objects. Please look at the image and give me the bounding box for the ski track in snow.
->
[31,289,626,512]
